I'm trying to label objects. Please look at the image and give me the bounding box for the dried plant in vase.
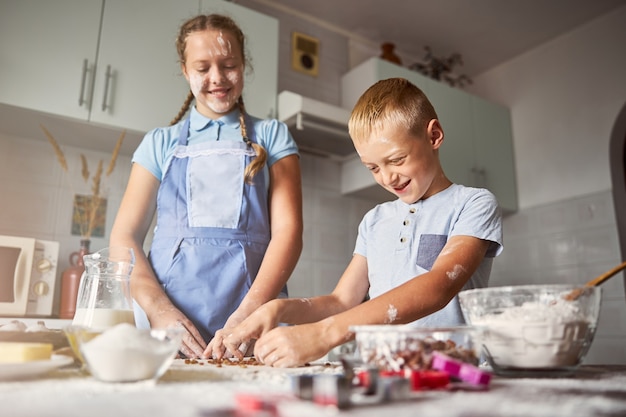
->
[41,124,125,239]
[409,46,472,88]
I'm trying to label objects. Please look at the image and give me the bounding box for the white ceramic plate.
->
[0,355,74,381]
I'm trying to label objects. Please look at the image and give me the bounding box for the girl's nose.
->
[207,66,226,84]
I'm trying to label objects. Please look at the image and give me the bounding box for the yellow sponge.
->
[0,342,53,363]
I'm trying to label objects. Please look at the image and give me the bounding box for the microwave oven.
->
[0,235,60,317]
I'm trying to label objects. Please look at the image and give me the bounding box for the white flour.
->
[473,300,595,368]
[81,323,179,382]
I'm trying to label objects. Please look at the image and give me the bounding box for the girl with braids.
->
[109,14,303,358]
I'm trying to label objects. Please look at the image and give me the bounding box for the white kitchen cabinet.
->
[1,0,278,141]
[341,58,437,110]
[0,0,103,121]
[200,0,279,119]
[470,95,517,212]
[0,0,198,134]
[340,58,518,213]
[89,0,199,131]
[429,82,518,213]
[426,80,474,190]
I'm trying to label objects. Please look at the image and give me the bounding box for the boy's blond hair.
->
[348,78,438,144]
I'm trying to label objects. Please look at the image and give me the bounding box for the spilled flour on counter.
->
[1,359,626,417]
[167,358,343,385]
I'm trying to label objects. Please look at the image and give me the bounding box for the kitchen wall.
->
[1,2,624,364]
[468,6,626,364]
[0,132,131,314]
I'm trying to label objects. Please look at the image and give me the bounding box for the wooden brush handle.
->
[563,260,626,301]
[586,260,626,287]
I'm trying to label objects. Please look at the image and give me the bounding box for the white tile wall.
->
[286,154,378,298]
[0,132,132,315]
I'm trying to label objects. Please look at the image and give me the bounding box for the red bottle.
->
[59,239,90,319]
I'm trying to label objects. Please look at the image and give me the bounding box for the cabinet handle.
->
[78,59,89,107]
[101,65,113,111]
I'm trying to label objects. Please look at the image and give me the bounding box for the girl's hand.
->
[253,323,331,368]
[206,327,252,360]
[149,307,206,359]
[204,301,280,360]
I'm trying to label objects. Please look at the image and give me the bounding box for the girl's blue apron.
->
[135,117,283,342]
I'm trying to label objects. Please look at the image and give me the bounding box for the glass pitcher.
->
[72,246,136,330]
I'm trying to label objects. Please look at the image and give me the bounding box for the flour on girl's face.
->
[215,31,232,56]
[189,69,241,91]
[195,31,233,59]
[184,29,244,117]
[187,39,241,91]
[188,73,204,98]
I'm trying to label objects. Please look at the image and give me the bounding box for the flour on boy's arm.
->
[385,304,398,323]
[447,264,467,281]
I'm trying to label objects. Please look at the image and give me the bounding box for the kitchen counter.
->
[0,317,72,329]
[1,359,626,417]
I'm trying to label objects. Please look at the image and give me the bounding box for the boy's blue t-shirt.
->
[132,106,298,181]
[354,183,503,327]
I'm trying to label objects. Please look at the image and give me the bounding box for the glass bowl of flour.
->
[458,284,601,375]
[75,323,183,382]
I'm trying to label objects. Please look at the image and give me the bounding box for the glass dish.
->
[349,325,480,372]
[458,284,602,376]
[70,323,182,382]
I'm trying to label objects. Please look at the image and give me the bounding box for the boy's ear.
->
[427,119,444,149]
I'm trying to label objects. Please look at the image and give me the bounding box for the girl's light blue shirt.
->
[132,106,298,181]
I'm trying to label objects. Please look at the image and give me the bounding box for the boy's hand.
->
[253,323,331,368]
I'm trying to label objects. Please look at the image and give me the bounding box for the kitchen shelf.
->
[0,103,143,156]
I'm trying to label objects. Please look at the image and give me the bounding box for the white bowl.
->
[74,323,183,382]
[458,284,601,374]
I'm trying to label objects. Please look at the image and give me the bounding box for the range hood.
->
[277,90,354,160]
